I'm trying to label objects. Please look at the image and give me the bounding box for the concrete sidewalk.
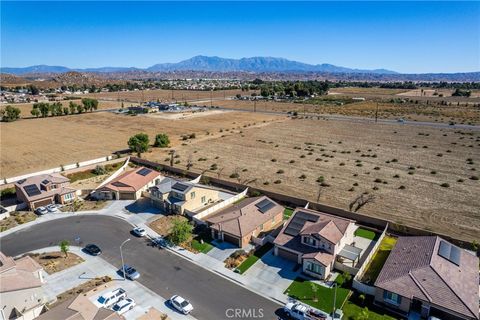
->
[25,246,196,320]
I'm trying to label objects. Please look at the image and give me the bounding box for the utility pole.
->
[210,90,213,108]
[120,238,131,281]
[375,102,379,123]
[254,100,256,113]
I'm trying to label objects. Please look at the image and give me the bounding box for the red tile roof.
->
[101,167,161,192]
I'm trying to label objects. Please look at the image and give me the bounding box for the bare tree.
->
[186,155,193,171]
[241,178,257,186]
[349,193,375,212]
[169,150,175,167]
[217,167,224,179]
[316,176,326,202]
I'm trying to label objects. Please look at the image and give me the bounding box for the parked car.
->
[170,295,193,314]
[112,298,136,315]
[397,118,405,123]
[84,244,102,256]
[284,302,328,320]
[97,288,126,308]
[35,207,48,215]
[46,204,59,213]
[120,264,140,280]
[132,227,146,237]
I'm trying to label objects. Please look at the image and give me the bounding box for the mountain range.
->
[1,56,399,75]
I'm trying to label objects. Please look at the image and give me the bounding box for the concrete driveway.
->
[243,249,300,294]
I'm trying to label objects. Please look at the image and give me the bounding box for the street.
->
[0,215,283,320]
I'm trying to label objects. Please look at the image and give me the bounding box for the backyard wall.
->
[188,188,248,221]
[129,157,474,248]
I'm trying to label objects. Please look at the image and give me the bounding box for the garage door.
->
[277,247,299,262]
[223,233,241,247]
[33,198,53,209]
[119,192,136,200]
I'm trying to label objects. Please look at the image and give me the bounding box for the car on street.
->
[97,288,126,308]
[46,204,59,213]
[112,298,136,315]
[35,207,48,215]
[132,227,147,237]
[397,118,405,123]
[170,295,193,314]
[84,244,102,256]
[120,264,140,280]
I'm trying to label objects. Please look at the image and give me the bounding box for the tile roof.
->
[0,252,43,293]
[375,236,479,320]
[101,167,161,193]
[14,173,74,202]
[206,196,284,237]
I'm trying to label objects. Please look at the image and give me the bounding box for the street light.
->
[120,238,131,281]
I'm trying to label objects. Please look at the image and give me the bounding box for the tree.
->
[154,133,170,148]
[28,84,39,95]
[349,193,376,212]
[59,240,70,258]
[358,294,366,306]
[69,101,78,114]
[82,98,99,112]
[31,107,40,118]
[186,155,193,171]
[128,133,150,157]
[63,107,69,115]
[0,105,21,122]
[168,217,193,245]
[76,103,85,114]
[311,283,318,302]
[355,307,369,320]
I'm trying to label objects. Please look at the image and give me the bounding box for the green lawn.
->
[285,277,350,313]
[343,293,397,320]
[191,239,214,253]
[354,228,378,240]
[361,236,397,284]
[283,207,294,220]
[236,242,273,274]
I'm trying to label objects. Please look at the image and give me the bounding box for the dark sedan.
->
[84,244,102,256]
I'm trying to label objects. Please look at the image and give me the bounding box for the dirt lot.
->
[149,215,188,236]
[0,211,37,232]
[28,251,84,274]
[145,118,480,242]
[0,111,281,177]
[49,276,112,308]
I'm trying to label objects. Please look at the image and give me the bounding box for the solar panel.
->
[255,198,275,213]
[23,184,41,197]
[449,246,461,266]
[137,168,152,176]
[438,240,461,266]
[284,211,320,236]
[17,179,26,185]
[41,179,50,185]
[172,183,189,192]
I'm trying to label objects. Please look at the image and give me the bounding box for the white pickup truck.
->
[284,302,329,320]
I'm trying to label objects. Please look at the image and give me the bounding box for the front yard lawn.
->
[283,207,294,220]
[354,228,378,240]
[361,235,397,284]
[285,277,350,313]
[343,292,396,320]
[236,242,273,274]
[191,238,214,253]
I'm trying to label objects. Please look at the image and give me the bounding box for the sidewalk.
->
[26,246,196,320]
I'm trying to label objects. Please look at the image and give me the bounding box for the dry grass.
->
[0,111,281,177]
[11,100,121,118]
[145,118,480,242]
[29,251,84,274]
[149,215,189,236]
[49,276,112,308]
[0,211,37,232]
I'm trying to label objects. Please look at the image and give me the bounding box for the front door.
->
[411,299,422,313]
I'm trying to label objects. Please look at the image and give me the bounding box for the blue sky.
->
[1,1,479,73]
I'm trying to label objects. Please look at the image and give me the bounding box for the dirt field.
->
[28,251,84,274]
[144,118,480,242]
[0,111,281,177]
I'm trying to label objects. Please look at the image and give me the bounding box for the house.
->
[148,177,235,216]
[374,236,479,320]
[204,196,284,248]
[36,284,125,320]
[94,167,161,200]
[14,174,77,210]
[0,252,46,320]
[273,208,357,280]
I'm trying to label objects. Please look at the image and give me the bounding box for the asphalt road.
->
[0,215,283,320]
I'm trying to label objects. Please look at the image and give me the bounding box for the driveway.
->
[243,249,300,295]
[206,240,254,262]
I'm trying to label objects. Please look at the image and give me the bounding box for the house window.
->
[260,223,264,231]
[303,236,316,247]
[64,193,74,201]
[190,192,195,199]
[383,291,401,306]
[201,196,206,203]
[306,262,323,275]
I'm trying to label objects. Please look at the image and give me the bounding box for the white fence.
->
[334,261,359,276]
[92,158,130,191]
[3,202,28,214]
[351,223,389,296]
[190,188,248,221]
[1,155,118,185]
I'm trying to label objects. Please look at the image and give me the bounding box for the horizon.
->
[1,1,479,73]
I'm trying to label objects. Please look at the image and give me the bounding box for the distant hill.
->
[1,56,398,75]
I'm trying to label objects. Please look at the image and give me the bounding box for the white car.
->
[97,288,126,308]
[170,295,193,314]
[112,298,136,315]
[132,227,146,237]
[46,204,59,213]
[35,207,48,215]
